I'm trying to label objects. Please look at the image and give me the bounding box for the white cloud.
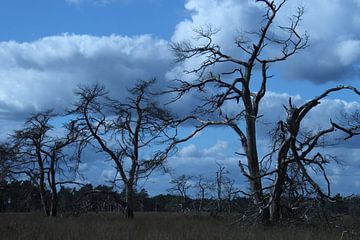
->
[336,40,360,66]
[218,90,360,152]
[178,144,198,157]
[101,168,116,181]
[0,34,172,118]
[203,140,228,156]
[174,140,230,164]
[169,0,360,83]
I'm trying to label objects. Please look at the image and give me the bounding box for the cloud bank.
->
[170,0,360,83]
[0,34,171,120]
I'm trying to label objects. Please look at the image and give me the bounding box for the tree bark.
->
[39,174,50,216]
[245,116,270,222]
[269,163,288,222]
[49,156,58,217]
[50,190,58,217]
[38,158,50,216]
[124,183,134,219]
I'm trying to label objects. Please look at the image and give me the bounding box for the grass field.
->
[0,212,359,240]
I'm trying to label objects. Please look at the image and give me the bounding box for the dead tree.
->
[10,110,82,216]
[223,177,239,214]
[168,174,192,212]
[71,79,177,218]
[167,0,308,222]
[265,87,360,222]
[215,162,227,212]
[195,175,213,212]
[214,163,240,214]
[167,0,359,223]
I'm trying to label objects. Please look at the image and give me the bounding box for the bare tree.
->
[168,174,192,212]
[265,88,360,222]
[213,162,240,214]
[223,177,239,214]
[10,110,82,216]
[71,80,177,218]
[167,0,308,222]
[215,162,227,212]
[167,0,360,223]
[195,175,213,212]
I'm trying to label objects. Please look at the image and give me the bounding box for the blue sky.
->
[0,0,186,41]
[0,0,359,196]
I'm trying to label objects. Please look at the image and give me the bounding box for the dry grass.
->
[0,212,358,240]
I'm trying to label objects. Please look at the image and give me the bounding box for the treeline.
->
[1,180,360,218]
[0,180,250,215]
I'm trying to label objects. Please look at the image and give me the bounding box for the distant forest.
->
[1,180,360,219]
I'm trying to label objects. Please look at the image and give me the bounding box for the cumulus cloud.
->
[257,91,360,144]
[169,0,360,83]
[322,147,360,194]
[219,89,359,142]
[173,140,232,166]
[335,40,360,66]
[0,34,172,121]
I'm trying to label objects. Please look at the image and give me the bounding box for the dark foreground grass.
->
[0,212,359,240]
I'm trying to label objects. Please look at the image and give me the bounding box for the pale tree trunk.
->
[245,114,269,222]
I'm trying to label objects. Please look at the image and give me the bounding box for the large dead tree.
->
[266,87,360,222]
[10,110,82,216]
[71,80,177,218]
[167,0,359,223]
[195,175,213,212]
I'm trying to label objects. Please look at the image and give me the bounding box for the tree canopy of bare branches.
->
[168,174,192,212]
[167,0,360,223]
[9,110,83,216]
[71,79,178,218]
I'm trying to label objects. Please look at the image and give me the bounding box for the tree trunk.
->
[39,171,50,216]
[124,183,134,219]
[37,151,50,216]
[245,116,270,222]
[198,190,204,212]
[49,157,58,217]
[269,164,288,223]
[245,118,263,203]
[269,138,291,223]
[50,189,58,217]
[181,195,187,212]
